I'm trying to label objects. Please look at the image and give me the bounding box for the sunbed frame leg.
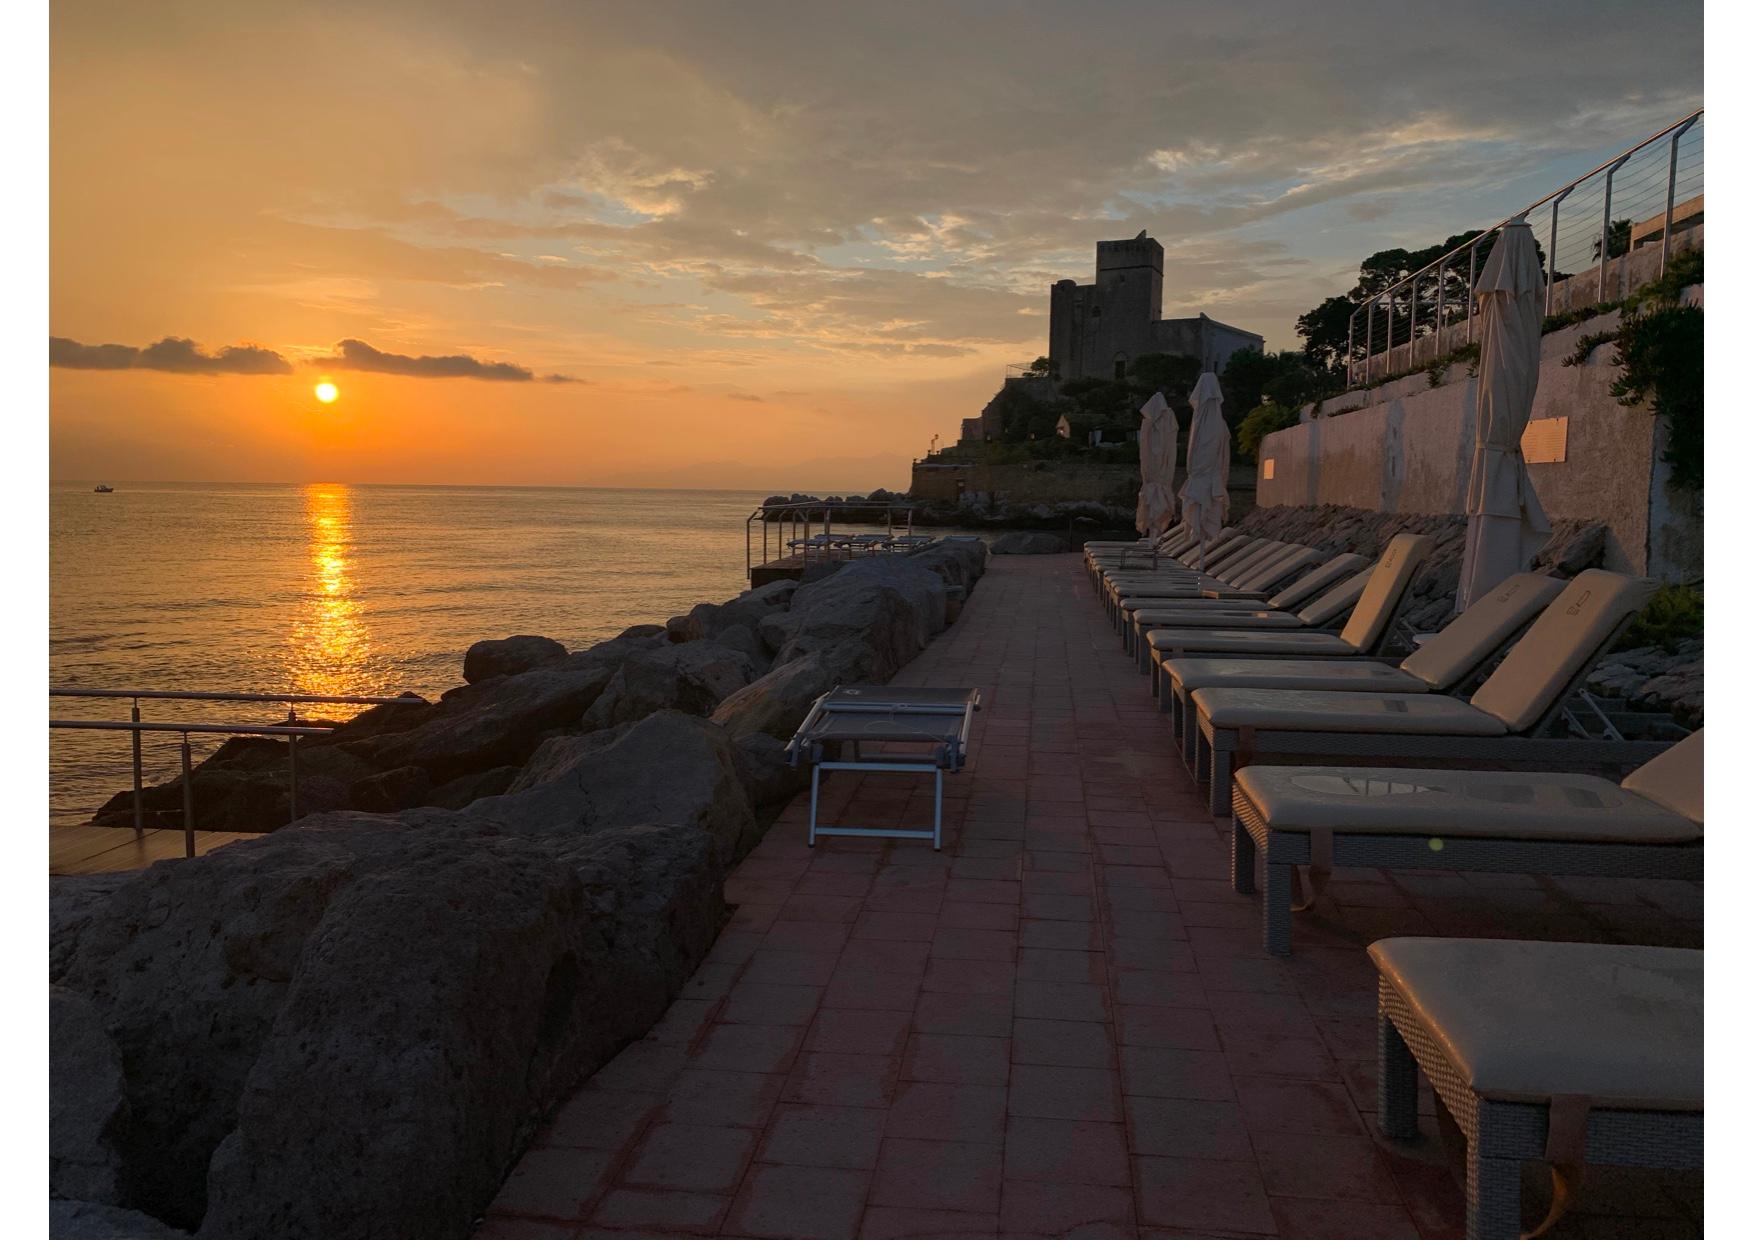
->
[1208,747,1232,816]
[1180,697,1199,767]
[1262,859,1294,956]
[1229,817,1256,894]
[808,766,821,848]
[1465,1140,1523,1240]
[933,768,944,851]
[1377,1012,1419,1141]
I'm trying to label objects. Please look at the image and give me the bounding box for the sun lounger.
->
[1105,544,1322,634]
[1189,568,1667,813]
[1230,728,1701,953]
[1372,937,1701,1240]
[1126,534,1429,671]
[786,685,981,849]
[1158,572,1565,753]
[1118,551,1369,647]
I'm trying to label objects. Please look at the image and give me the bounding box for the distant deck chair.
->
[1372,938,1701,1240]
[1104,542,1317,632]
[1189,569,1669,814]
[1116,552,1369,650]
[1231,728,1701,954]
[1126,534,1431,674]
[1157,572,1565,754]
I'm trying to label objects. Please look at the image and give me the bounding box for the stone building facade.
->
[1048,232,1263,381]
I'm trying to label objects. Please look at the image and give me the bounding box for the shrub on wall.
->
[1236,402,1301,462]
[1610,298,1703,492]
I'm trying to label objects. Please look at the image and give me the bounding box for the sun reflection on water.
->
[288,484,374,702]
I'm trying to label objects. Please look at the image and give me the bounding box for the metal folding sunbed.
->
[786,685,981,849]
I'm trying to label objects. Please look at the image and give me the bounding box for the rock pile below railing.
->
[50,539,988,1240]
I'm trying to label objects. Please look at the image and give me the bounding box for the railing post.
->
[1408,274,1419,366]
[1363,300,1374,385]
[1434,260,1446,354]
[1546,190,1572,316]
[1466,240,1479,344]
[286,707,299,823]
[1383,298,1393,375]
[1346,315,1355,388]
[1661,115,1699,277]
[1598,155,1629,304]
[181,734,195,858]
[130,698,144,840]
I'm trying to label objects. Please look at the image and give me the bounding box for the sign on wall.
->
[1521,416,1569,464]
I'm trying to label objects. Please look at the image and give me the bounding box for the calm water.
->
[50,482,927,826]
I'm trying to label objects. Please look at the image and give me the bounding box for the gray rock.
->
[1538,522,1607,577]
[362,659,614,781]
[462,635,568,684]
[344,765,432,813]
[990,531,1068,554]
[731,732,811,814]
[424,765,520,810]
[51,815,723,1240]
[478,709,760,863]
[710,652,840,742]
[51,987,130,1205]
[766,557,947,682]
[50,1201,188,1240]
[583,641,758,728]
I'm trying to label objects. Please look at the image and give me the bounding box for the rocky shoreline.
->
[50,539,989,1240]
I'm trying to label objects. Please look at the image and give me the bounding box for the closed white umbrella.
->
[1134,391,1177,539]
[1457,220,1551,610]
[1178,372,1229,569]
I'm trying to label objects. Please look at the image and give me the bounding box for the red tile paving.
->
[481,555,1703,1239]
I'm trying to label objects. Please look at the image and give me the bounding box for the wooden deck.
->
[50,824,250,875]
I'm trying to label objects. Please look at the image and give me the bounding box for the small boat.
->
[93,484,114,493]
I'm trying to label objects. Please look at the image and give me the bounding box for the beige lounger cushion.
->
[1234,763,1701,843]
[1238,546,1322,591]
[1147,631,1362,658]
[1167,658,1427,694]
[1293,569,1372,626]
[1469,570,1658,732]
[1267,554,1370,610]
[1621,729,1703,823]
[1120,591,1264,612]
[1193,687,1509,736]
[1369,938,1703,1109]
[1141,610,1309,633]
[1398,572,1565,690]
[1334,533,1435,653]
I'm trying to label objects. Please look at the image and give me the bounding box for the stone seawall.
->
[49,540,990,1240]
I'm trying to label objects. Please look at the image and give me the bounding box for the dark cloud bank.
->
[50,335,576,382]
[312,338,577,383]
[50,335,292,374]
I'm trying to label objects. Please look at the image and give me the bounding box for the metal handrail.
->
[745,500,919,580]
[50,719,337,859]
[49,688,426,860]
[1345,107,1703,387]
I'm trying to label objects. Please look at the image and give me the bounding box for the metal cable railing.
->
[1345,108,1703,388]
[49,688,426,857]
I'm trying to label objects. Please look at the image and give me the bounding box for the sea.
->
[50,481,945,827]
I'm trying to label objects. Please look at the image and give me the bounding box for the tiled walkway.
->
[482,556,1702,1240]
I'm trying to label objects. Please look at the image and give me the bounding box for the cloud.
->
[311,338,579,382]
[50,335,293,374]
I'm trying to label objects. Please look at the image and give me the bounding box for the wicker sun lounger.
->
[1372,937,1701,1240]
[786,685,981,849]
[1157,572,1565,754]
[1229,729,1701,953]
[1131,533,1434,675]
[1188,569,1667,813]
[1105,544,1323,636]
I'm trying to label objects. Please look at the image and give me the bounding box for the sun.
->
[314,381,339,404]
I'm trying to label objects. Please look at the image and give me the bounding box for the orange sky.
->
[49,1,1700,489]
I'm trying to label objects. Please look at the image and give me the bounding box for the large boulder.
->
[583,641,757,729]
[479,710,759,863]
[710,651,840,742]
[762,557,948,681]
[670,579,798,644]
[359,658,615,781]
[51,987,130,1205]
[731,732,811,815]
[990,531,1068,554]
[462,635,568,684]
[50,816,723,1240]
[50,1201,188,1240]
